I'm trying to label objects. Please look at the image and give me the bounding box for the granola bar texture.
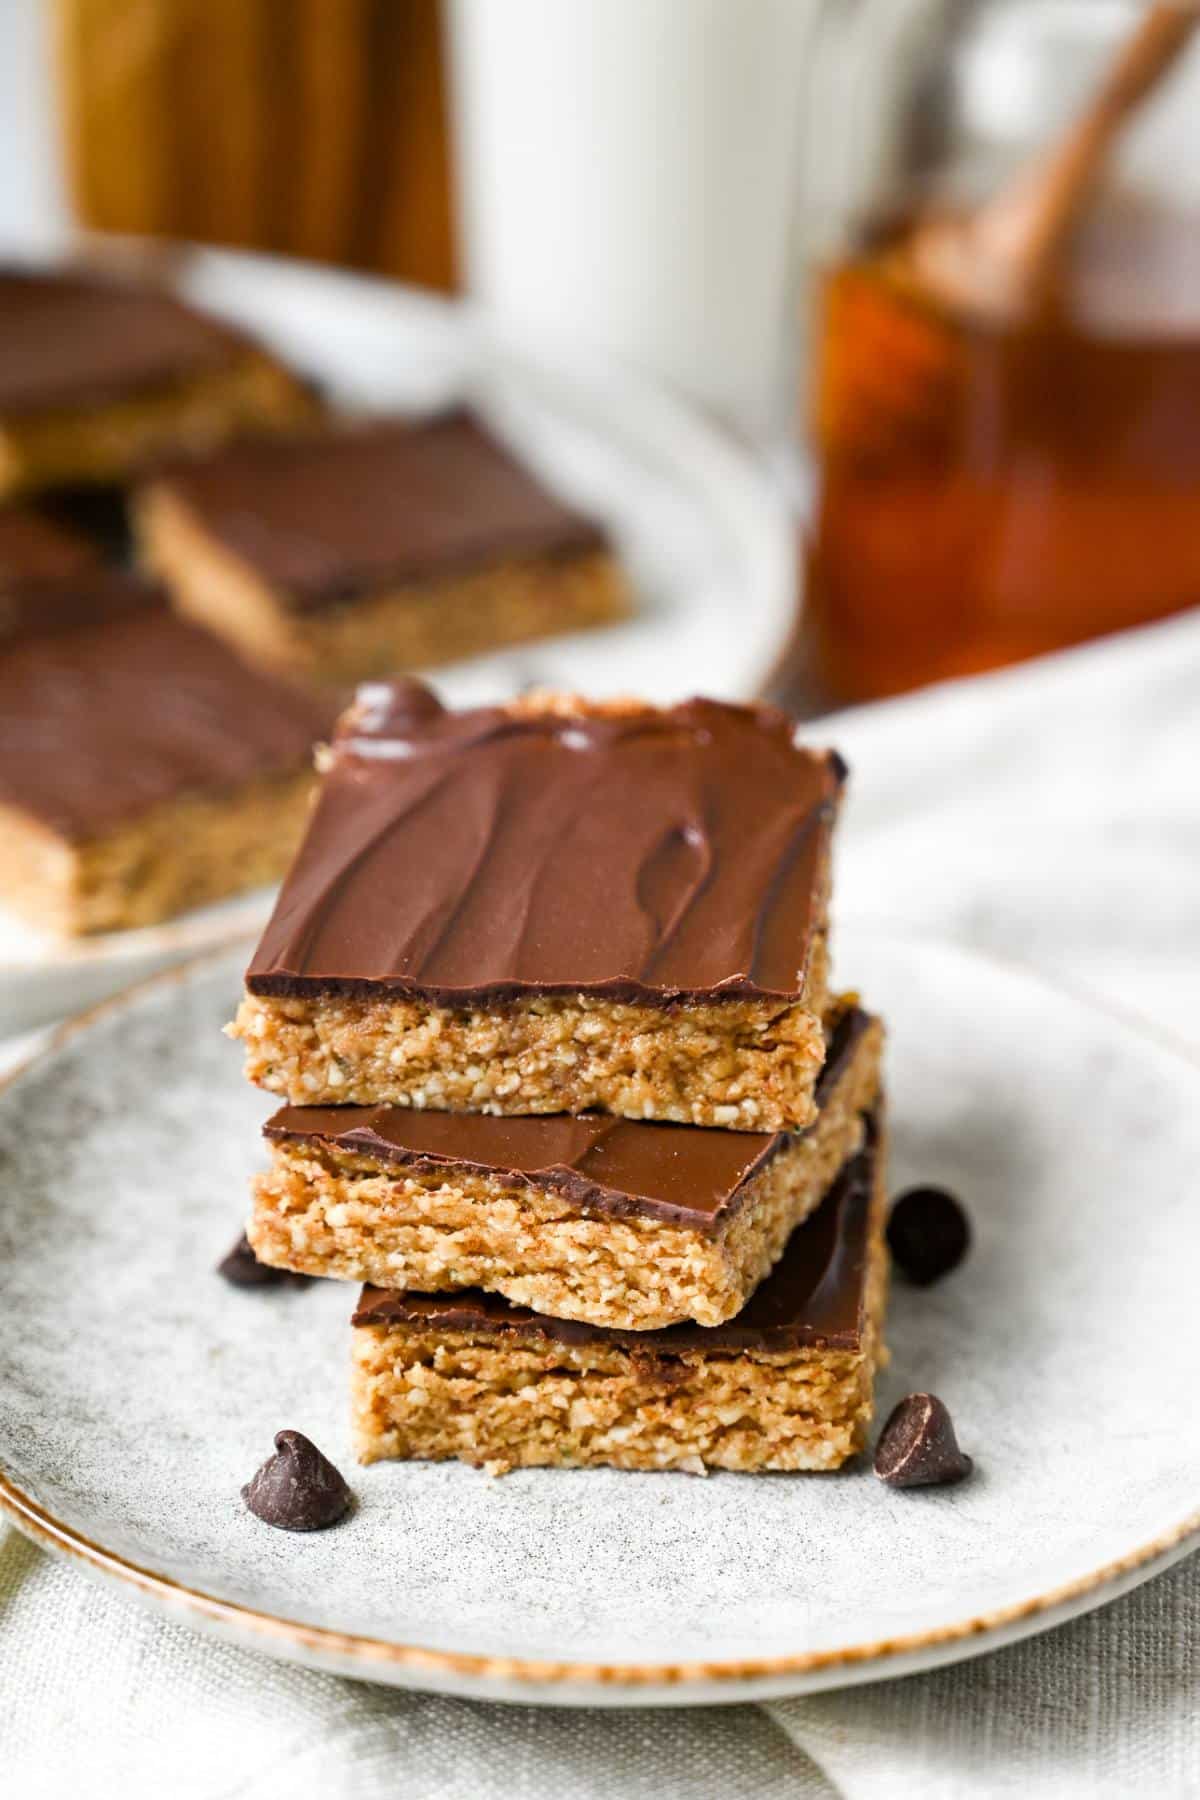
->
[233,686,845,1131]
[249,1008,881,1330]
[350,1123,889,1475]
[233,952,832,1131]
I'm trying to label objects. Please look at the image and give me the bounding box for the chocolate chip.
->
[218,1232,312,1288]
[828,747,850,788]
[886,1186,970,1286]
[242,1430,353,1531]
[874,1393,973,1489]
[370,675,443,726]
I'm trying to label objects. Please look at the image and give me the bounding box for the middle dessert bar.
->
[252,1004,881,1330]
[232,681,844,1131]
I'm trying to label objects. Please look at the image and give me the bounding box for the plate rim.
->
[2,935,1198,1703]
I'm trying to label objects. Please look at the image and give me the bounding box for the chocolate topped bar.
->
[148,411,608,611]
[0,563,154,647]
[265,1007,870,1230]
[0,507,101,587]
[0,584,332,839]
[353,1121,879,1354]
[246,683,844,1005]
[0,266,317,505]
[0,268,261,415]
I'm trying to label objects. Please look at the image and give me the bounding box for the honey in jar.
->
[803,207,1200,704]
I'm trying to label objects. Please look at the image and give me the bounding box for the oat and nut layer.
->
[350,1116,889,1474]
[252,1005,881,1330]
[233,682,844,1130]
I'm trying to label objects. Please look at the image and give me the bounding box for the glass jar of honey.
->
[799,0,1200,704]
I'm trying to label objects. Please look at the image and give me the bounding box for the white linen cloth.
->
[4,610,1199,1799]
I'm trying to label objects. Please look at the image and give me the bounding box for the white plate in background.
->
[1,926,1196,1705]
[0,244,797,1032]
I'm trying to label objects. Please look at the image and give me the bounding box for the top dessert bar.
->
[134,411,629,682]
[0,266,315,497]
[232,682,844,1130]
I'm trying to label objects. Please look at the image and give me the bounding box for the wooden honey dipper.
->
[819,2,1199,461]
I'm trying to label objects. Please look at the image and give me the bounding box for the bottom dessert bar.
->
[350,1115,889,1476]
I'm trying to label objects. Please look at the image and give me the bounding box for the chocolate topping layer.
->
[353,1118,879,1352]
[246,683,844,1005]
[265,1007,871,1230]
[154,411,608,608]
[0,586,333,838]
[0,507,101,587]
[0,565,156,646]
[0,268,254,416]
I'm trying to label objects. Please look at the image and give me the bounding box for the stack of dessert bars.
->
[232,680,888,1475]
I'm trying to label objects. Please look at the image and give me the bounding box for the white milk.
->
[447,0,822,439]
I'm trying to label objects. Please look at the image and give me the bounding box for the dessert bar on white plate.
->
[0,243,794,1033]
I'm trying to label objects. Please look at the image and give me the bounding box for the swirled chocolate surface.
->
[246,683,844,1004]
[352,1118,880,1352]
[265,1007,872,1230]
[153,411,608,608]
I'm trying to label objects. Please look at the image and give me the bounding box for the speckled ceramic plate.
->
[1,927,1197,1705]
[0,241,795,1035]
